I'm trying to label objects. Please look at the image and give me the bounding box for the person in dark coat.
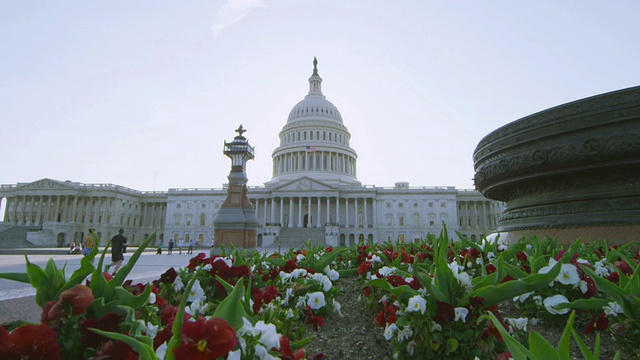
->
[106,228,127,274]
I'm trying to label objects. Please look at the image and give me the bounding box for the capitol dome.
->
[267,58,360,186]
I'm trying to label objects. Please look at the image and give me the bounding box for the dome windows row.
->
[282,129,349,146]
[289,106,341,121]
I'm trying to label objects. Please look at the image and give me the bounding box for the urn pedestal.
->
[474,86,640,244]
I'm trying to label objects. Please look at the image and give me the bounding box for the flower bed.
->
[0,230,638,359]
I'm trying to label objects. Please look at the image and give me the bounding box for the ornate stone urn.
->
[473,86,640,243]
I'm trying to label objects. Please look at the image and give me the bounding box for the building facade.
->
[0,60,504,247]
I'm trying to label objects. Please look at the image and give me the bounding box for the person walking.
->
[187,239,194,254]
[168,239,174,255]
[156,240,163,255]
[83,228,97,256]
[106,228,127,274]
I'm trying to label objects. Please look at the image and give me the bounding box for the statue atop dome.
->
[312,57,318,76]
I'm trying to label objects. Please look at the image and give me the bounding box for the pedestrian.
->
[187,239,194,254]
[178,239,184,254]
[83,228,97,256]
[168,239,174,255]
[105,228,127,274]
[156,240,163,255]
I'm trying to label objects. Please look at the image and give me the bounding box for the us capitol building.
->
[0,59,504,248]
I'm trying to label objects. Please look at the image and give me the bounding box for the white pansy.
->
[213,257,232,267]
[227,349,241,360]
[307,291,326,310]
[238,318,281,350]
[309,273,332,292]
[407,295,427,314]
[378,266,396,277]
[603,302,624,317]
[290,268,308,279]
[513,291,533,303]
[137,320,159,338]
[296,297,306,308]
[556,263,580,285]
[453,271,472,289]
[283,288,294,305]
[454,307,469,323]
[397,325,414,342]
[187,279,206,303]
[487,252,496,261]
[173,276,184,292]
[407,341,416,356]
[286,309,295,319]
[543,294,570,315]
[333,299,344,317]
[538,258,558,275]
[370,254,383,264]
[147,292,156,305]
[594,259,611,277]
[324,266,340,281]
[448,261,464,274]
[383,323,398,341]
[155,343,167,359]
[476,257,484,266]
[533,295,543,307]
[505,317,528,332]
[202,263,212,271]
[186,297,210,316]
[296,254,306,262]
[579,280,588,294]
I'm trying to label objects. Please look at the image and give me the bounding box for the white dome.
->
[287,95,343,123]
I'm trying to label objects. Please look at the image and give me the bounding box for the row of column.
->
[2,195,166,229]
[459,201,494,230]
[273,150,356,176]
[252,196,376,228]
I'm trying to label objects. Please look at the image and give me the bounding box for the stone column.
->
[326,197,330,225]
[364,198,368,228]
[345,198,349,227]
[255,199,260,225]
[317,196,321,227]
[270,199,276,223]
[54,196,61,223]
[280,198,284,225]
[289,197,294,228]
[354,198,359,227]
[336,197,340,226]
[263,199,268,226]
[307,197,312,227]
[298,197,303,227]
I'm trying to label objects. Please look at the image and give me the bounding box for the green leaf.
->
[213,278,248,329]
[571,329,596,360]
[446,338,459,353]
[25,256,52,307]
[89,328,157,359]
[529,332,560,360]
[557,311,575,358]
[486,312,534,360]
[60,252,96,293]
[115,284,152,309]
[0,272,31,284]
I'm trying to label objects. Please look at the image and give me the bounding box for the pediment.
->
[271,177,335,192]
[17,178,77,190]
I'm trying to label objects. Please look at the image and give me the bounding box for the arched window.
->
[200,213,206,226]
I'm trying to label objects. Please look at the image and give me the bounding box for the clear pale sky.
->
[1,1,638,193]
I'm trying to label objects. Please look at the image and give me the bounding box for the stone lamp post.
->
[213,125,259,249]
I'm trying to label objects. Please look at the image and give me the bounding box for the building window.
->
[174,215,181,226]
[186,214,192,226]
[177,204,181,209]
[200,213,206,226]
[398,203,403,208]
[441,202,446,208]
[429,202,434,207]
[429,220,435,227]
[399,216,404,226]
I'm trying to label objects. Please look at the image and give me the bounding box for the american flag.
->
[306,146,317,153]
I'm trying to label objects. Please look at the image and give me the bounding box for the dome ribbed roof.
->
[286,57,343,123]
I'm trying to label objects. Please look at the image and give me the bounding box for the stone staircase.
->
[0,225,42,248]
[275,227,325,249]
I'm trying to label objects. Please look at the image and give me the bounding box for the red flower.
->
[276,335,306,360]
[497,352,513,360]
[82,312,122,348]
[485,263,497,274]
[42,284,94,324]
[615,260,633,276]
[174,317,237,360]
[160,267,178,284]
[607,271,620,284]
[516,251,528,262]
[357,261,372,275]
[586,312,608,334]
[95,340,139,360]
[252,286,280,314]
[434,301,455,325]
[1,324,60,360]
[375,301,398,326]
[304,307,325,331]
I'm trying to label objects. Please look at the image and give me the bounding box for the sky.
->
[1,1,639,195]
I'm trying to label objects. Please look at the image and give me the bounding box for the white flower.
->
[533,295,543,307]
[239,318,280,350]
[556,263,580,285]
[579,280,588,294]
[185,298,210,316]
[307,291,326,310]
[487,252,496,261]
[407,295,427,314]
[285,309,295,319]
[290,268,308,279]
[227,349,241,360]
[155,343,167,359]
[370,254,383,264]
[505,317,528,332]
[594,259,611,277]
[333,299,344,317]
[397,325,414,342]
[137,320,159,338]
[454,307,469,323]
[309,273,332,292]
[448,261,464,274]
[378,266,396,277]
[538,258,558,275]
[187,279,206,303]
[383,323,398,341]
[324,266,340,281]
[173,276,184,292]
[603,302,624,317]
[296,254,306,262]
[407,341,416,356]
[202,263,212,271]
[543,294,570,315]
[213,256,232,267]
[453,271,472,289]
[147,292,156,305]
[283,288,294,306]
[513,291,533,303]
[432,322,442,331]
